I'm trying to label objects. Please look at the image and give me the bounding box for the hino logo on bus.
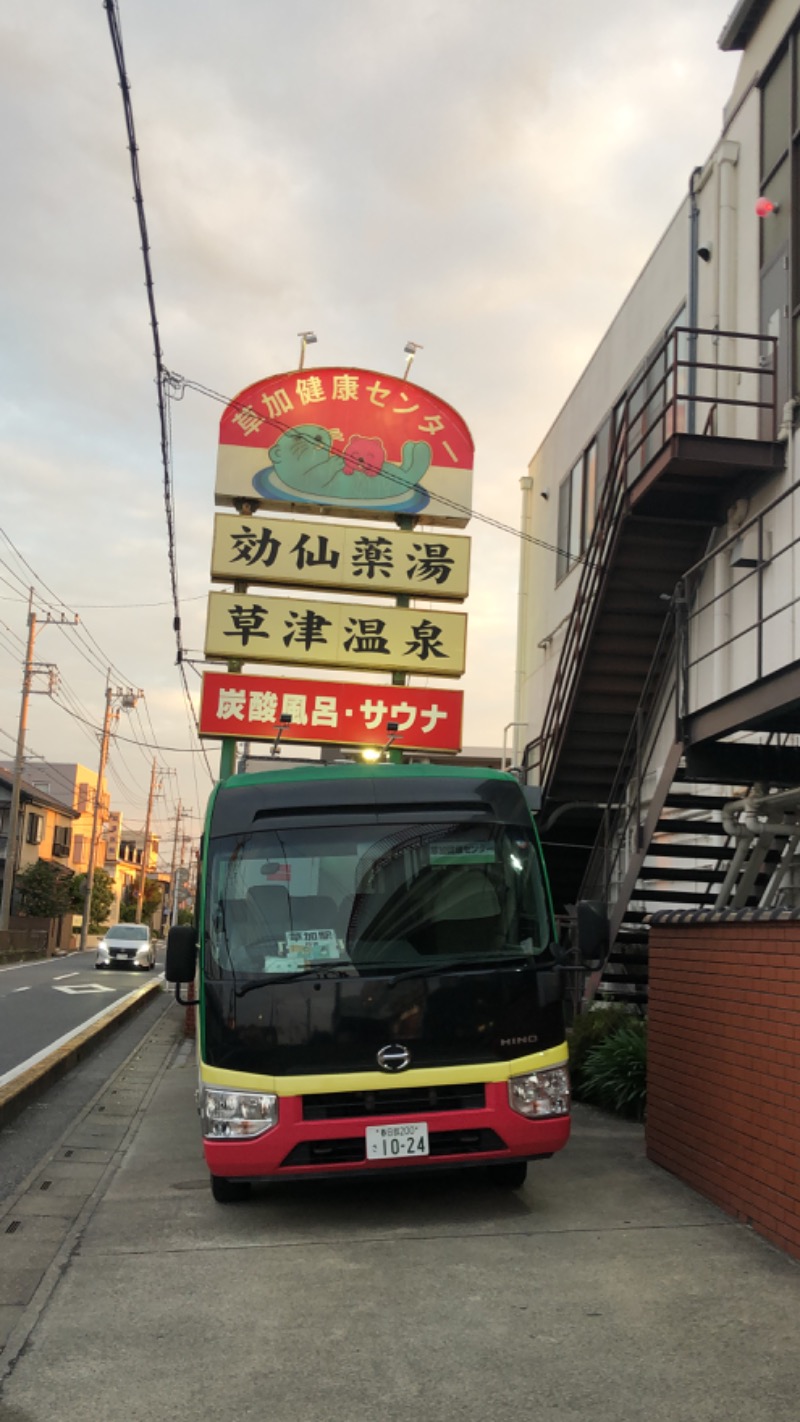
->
[376,1044,411,1072]
[500,1035,538,1047]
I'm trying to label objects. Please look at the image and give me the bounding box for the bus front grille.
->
[301,1084,486,1121]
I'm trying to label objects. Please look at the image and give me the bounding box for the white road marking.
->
[10,986,32,993]
[0,953,95,975]
[0,984,161,1088]
[53,983,116,995]
[53,971,79,981]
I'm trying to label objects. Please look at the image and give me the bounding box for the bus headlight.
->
[200,1087,279,1139]
[508,1065,570,1119]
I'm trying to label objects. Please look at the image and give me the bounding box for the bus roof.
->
[221,762,513,791]
[206,762,532,837]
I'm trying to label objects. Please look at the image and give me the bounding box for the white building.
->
[514,0,800,1001]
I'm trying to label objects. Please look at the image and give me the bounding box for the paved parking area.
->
[1,1007,798,1422]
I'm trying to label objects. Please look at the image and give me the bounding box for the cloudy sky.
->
[0,0,739,858]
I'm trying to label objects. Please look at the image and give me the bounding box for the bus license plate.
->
[365,1122,429,1160]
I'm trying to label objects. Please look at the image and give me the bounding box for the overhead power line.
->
[174,375,656,603]
[50,695,213,754]
[102,1,212,786]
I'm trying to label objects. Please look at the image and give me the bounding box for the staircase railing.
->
[524,406,630,790]
[578,612,678,914]
[523,324,778,795]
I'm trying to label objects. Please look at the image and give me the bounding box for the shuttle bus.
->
[166,762,606,1202]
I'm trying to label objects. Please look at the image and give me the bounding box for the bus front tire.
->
[210,1175,251,1204]
[487,1161,528,1188]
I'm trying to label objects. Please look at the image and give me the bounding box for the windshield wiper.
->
[386,954,532,986]
[235,966,354,997]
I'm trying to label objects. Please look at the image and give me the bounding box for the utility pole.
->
[135,758,159,924]
[0,589,36,932]
[168,799,182,929]
[79,680,117,952]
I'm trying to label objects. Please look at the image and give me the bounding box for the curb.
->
[0,978,165,1129]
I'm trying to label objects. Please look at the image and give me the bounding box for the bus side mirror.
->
[576,900,609,971]
[166,923,199,1005]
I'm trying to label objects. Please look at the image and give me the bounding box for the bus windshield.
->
[205,820,553,977]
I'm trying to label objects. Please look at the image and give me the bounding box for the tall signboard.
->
[203,365,474,763]
[211,513,470,600]
[215,367,473,525]
[199,671,463,755]
[205,592,467,677]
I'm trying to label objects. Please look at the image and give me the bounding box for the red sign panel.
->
[199,671,463,754]
[215,366,474,526]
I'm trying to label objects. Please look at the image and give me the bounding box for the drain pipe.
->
[721,787,800,841]
[716,785,800,908]
[687,166,702,435]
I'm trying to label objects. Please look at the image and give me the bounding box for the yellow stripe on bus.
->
[199,1042,569,1096]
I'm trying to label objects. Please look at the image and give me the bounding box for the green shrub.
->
[579,1021,648,1120]
[568,1005,635,1094]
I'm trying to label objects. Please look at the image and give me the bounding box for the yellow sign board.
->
[211,514,470,601]
[205,592,467,678]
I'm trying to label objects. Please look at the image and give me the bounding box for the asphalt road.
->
[0,947,165,1081]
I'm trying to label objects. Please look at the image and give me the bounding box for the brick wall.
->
[646,914,800,1263]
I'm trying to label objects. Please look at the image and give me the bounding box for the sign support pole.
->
[387,514,414,763]
[219,739,237,779]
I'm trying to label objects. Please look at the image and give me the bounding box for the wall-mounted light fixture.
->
[729,535,761,569]
[271,712,293,756]
[403,341,423,380]
[383,720,400,751]
[298,331,317,369]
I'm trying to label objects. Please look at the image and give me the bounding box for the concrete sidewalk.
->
[1,1004,799,1421]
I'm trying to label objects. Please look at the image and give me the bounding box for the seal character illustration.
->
[252,424,432,512]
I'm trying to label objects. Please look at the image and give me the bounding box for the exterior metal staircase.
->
[525,325,783,921]
[591,761,786,1007]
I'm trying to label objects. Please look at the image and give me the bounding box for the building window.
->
[556,441,604,584]
[556,458,583,583]
[26,812,44,845]
[762,47,790,179]
[73,834,87,865]
[52,825,72,858]
[583,440,598,544]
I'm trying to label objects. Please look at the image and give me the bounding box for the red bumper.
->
[203,1081,570,1181]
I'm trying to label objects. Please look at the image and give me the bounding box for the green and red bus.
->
[166,762,606,1202]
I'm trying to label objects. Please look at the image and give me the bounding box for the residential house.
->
[0,766,79,942]
[14,762,170,925]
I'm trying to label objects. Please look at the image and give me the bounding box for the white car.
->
[96,924,156,971]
